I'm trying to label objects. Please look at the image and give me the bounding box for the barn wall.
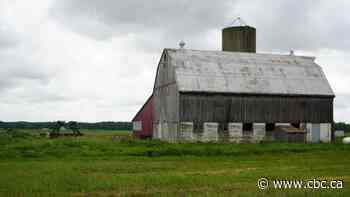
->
[179,93,333,125]
[132,96,153,139]
[153,51,179,142]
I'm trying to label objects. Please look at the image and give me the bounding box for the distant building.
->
[335,130,345,137]
[133,25,335,143]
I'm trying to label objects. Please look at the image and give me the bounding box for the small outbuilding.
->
[273,125,307,143]
[335,130,345,137]
[132,95,153,139]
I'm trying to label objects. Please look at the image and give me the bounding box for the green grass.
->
[0,130,349,196]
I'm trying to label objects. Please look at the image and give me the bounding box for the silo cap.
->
[230,17,248,27]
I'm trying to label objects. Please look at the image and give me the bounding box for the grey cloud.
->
[334,93,350,122]
[0,20,50,92]
[24,92,74,104]
[50,0,233,49]
[0,51,52,92]
[50,0,350,52]
[0,72,50,92]
[335,94,350,110]
[0,25,18,49]
[0,86,72,105]
[0,35,16,48]
[233,0,350,51]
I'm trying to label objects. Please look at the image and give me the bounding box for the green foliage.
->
[0,121,132,131]
[335,122,350,132]
[0,129,33,145]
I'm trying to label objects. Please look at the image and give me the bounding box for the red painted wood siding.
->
[132,95,153,139]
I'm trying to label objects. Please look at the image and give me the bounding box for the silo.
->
[222,26,256,53]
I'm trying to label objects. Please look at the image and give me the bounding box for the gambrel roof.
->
[165,49,334,96]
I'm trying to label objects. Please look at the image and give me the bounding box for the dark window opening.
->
[163,54,167,70]
[291,123,300,128]
[193,122,203,133]
[219,122,228,131]
[266,123,275,131]
[243,123,253,131]
[243,123,253,136]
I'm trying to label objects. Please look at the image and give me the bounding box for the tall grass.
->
[1,130,349,160]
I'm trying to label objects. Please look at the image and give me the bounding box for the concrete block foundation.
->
[228,123,243,142]
[306,123,331,143]
[253,123,266,141]
[320,123,331,143]
[202,122,219,142]
[179,122,194,141]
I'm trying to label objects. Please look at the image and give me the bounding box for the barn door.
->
[311,124,320,143]
[320,123,331,143]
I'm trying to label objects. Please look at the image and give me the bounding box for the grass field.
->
[0,129,349,196]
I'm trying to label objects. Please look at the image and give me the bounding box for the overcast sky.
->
[0,0,349,122]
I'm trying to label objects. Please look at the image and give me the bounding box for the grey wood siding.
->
[153,51,179,123]
[180,93,333,124]
[153,51,180,141]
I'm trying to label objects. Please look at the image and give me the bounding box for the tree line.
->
[335,122,350,132]
[0,121,132,131]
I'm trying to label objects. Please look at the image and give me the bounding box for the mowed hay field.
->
[0,129,349,197]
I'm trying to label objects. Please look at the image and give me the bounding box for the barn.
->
[133,25,335,143]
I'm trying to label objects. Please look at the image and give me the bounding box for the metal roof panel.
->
[167,49,334,96]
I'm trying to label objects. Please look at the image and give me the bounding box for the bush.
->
[0,130,33,145]
[9,130,32,139]
[0,131,12,145]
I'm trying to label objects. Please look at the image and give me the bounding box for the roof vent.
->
[179,40,186,49]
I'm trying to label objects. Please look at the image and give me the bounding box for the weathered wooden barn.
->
[133,25,335,143]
